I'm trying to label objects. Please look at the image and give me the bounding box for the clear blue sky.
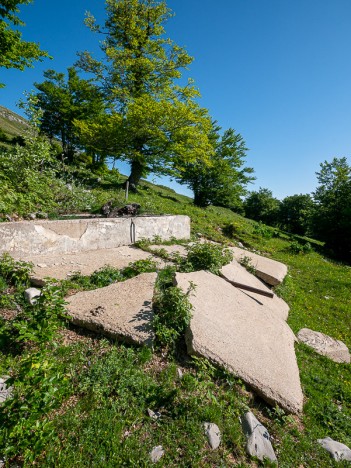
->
[1,0,351,200]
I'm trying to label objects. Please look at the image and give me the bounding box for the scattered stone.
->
[297,328,350,363]
[24,287,41,305]
[150,445,164,463]
[317,437,351,461]
[66,273,156,346]
[176,368,183,379]
[148,408,161,420]
[237,242,244,248]
[221,259,289,321]
[229,247,288,286]
[204,422,221,450]
[0,376,13,403]
[175,271,303,414]
[37,263,47,268]
[242,412,277,463]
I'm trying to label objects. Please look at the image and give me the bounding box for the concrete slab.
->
[229,247,288,286]
[220,260,290,321]
[12,247,162,286]
[66,273,156,346]
[0,216,190,255]
[148,244,187,258]
[297,328,350,363]
[175,271,303,414]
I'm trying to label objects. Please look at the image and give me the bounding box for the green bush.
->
[289,241,312,254]
[183,242,233,274]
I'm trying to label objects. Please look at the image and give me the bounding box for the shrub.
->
[183,242,233,274]
[289,241,312,254]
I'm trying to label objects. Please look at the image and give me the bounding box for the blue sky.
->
[1,0,351,200]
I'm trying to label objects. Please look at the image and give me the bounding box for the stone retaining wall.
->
[0,216,190,255]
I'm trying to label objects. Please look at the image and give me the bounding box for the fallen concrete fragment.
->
[204,422,221,450]
[229,247,288,286]
[221,260,289,321]
[318,437,351,461]
[297,328,350,363]
[66,273,156,346]
[13,247,161,286]
[175,271,303,414]
[150,446,164,463]
[242,412,277,463]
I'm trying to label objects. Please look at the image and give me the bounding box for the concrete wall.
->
[0,216,190,255]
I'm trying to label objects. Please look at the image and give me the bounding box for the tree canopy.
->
[75,0,213,189]
[244,188,281,226]
[0,0,48,86]
[176,122,254,209]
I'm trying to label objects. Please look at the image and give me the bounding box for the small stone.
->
[297,328,350,363]
[318,437,351,461]
[0,376,13,404]
[237,242,244,248]
[150,445,164,463]
[204,422,221,450]
[147,408,161,420]
[242,412,277,463]
[37,263,47,268]
[24,287,41,305]
[177,368,183,379]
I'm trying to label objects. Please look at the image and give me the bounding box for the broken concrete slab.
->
[12,247,162,286]
[297,328,350,363]
[221,260,290,321]
[66,273,156,346]
[148,244,187,258]
[175,271,303,414]
[229,247,288,286]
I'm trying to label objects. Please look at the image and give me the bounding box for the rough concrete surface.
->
[66,273,156,346]
[229,247,288,286]
[12,247,162,285]
[175,271,303,414]
[220,259,290,321]
[148,244,187,258]
[0,216,190,255]
[297,328,350,363]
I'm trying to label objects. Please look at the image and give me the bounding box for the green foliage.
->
[253,221,274,239]
[289,241,312,254]
[244,188,281,226]
[0,0,49,87]
[177,123,255,209]
[311,157,351,261]
[34,67,105,164]
[153,281,193,350]
[183,242,233,274]
[238,255,256,274]
[279,193,314,235]
[75,0,213,188]
[0,253,33,287]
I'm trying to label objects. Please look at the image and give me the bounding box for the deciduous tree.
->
[244,188,280,226]
[0,0,48,87]
[75,0,213,189]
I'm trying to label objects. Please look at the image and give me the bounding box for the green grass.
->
[0,174,351,466]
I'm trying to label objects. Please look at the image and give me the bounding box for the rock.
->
[297,328,350,363]
[317,437,351,461]
[175,271,303,414]
[107,203,141,217]
[242,412,277,462]
[204,422,221,449]
[177,368,183,379]
[24,287,41,305]
[0,376,13,403]
[37,263,48,268]
[220,259,290,321]
[66,273,156,346]
[229,247,288,286]
[150,445,164,463]
[148,408,161,420]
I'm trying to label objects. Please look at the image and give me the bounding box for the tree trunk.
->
[127,160,145,192]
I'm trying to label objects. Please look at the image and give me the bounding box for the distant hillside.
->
[0,105,28,140]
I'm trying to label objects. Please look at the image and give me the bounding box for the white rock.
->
[318,437,351,461]
[0,376,13,404]
[150,445,164,463]
[242,412,277,462]
[177,368,183,379]
[204,422,221,449]
[147,408,161,420]
[24,287,41,305]
[297,328,350,363]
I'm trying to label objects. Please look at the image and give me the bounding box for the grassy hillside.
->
[0,106,28,138]
[0,173,351,466]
